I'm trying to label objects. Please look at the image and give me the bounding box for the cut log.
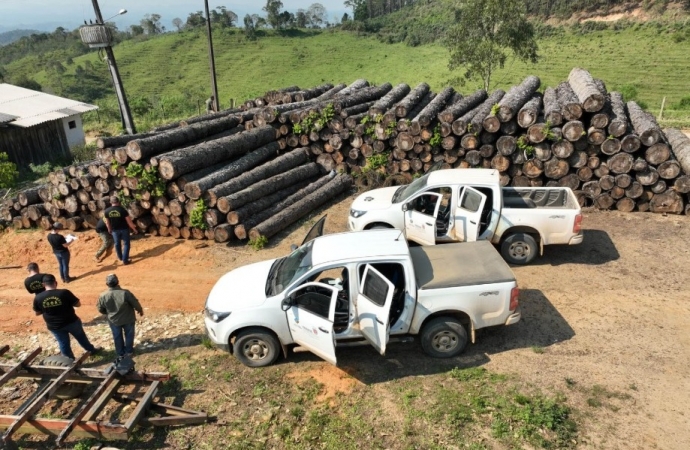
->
[97,131,158,149]
[587,127,606,145]
[248,174,351,241]
[414,87,455,127]
[234,174,335,239]
[203,147,309,206]
[568,68,605,112]
[491,155,511,172]
[632,158,648,172]
[395,83,431,118]
[645,143,671,165]
[438,89,487,124]
[452,103,482,136]
[527,118,549,144]
[594,193,615,209]
[582,181,602,199]
[673,175,690,193]
[651,180,667,194]
[625,181,644,199]
[557,81,583,120]
[498,75,540,122]
[126,115,241,160]
[620,134,641,153]
[615,174,632,188]
[517,94,543,128]
[636,167,659,186]
[577,166,593,182]
[333,83,393,113]
[157,126,278,180]
[593,162,610,178]
[599,175,615,191]
[568,150,588,169]
[627,101,661,146]
[213,224,234,243]
[657,160,681,180]
[216,163,321,213]
[663,128,690,175]
[552,139,574,159]
[606,92,628,137]
[522,159,543,178]
[496,136,516,156]
[650,190,684,214]
[616,197,636,212]
[601,138,621,156]
[542,87,563,126]
[340,100,376,118]
[203,208,226,228]
[500,120,519,135]
[607,152,634,174]
[562,121,585,142]
[544,157,569,180]
[559,173,580,191]
[469,89,505,134]
[338,79,370,96]
[369,83,411,116]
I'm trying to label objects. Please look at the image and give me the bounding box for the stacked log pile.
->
[3,68,690,244]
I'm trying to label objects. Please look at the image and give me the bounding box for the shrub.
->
[675,96,690,110]
[0,153,19,189]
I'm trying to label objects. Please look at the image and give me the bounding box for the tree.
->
[140,13,164,35]
[295,10,308,28]
[444,0,538,91]
[343,0,368,21]
[172,18,184,31]
[307,3,327,28]
[0,153,19,189]
[263,0,284,29]
[129,24,145,36]
[341,12,350,22]
[214,6,238,28]
[244,14,258,40]
[186,11,206,29]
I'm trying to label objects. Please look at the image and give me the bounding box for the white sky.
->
[0,0,350,32]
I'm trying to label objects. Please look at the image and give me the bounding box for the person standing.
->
[33,274,101,360]
[24,262,47,295]
[94,217,114,263]
[103,196,138,265]
[47,222,73,283]
[96,274,143,358]
[205,95,217,114]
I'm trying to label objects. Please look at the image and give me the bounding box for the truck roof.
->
[409,241,515,289]
[427,168,499,186]
[311,229,409,265]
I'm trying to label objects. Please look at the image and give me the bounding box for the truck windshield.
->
[392,173,429,203]
[265,241,314,296]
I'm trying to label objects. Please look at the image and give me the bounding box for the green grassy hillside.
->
[12,25,689,131]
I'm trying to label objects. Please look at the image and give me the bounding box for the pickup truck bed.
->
[502,187,573,209]
[410,241,515,289]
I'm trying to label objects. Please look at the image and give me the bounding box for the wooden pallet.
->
[0,345,210,446]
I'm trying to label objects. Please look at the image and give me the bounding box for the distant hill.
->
[0,29,41,46]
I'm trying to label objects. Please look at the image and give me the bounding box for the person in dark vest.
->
[24,262,47,295]
[47,222,74,283]
[205,95,217,113]
[97,274,144,358]
[103,196,138,265]
[33,274,101,360]
[94,217,114,263]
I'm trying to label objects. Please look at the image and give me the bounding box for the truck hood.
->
[351,186,400,211]
[206,258,277,312]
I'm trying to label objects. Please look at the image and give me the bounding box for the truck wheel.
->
[420,317,468,358]
[233,328,280,368]
[500,233,538,265]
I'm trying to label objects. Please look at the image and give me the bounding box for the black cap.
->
[106,274,119,287]
[42,274,57,284]
[52,222,64,230]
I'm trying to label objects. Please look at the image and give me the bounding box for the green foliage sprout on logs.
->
[190,199,208,230]
[125,161,166,200]
[361,151,389,174]
[490,103,500,116]
[248,235,268,250]
[517,135,535,157]
[429,124,443,147]
[293,103,335,135]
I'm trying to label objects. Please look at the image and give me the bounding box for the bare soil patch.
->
[1,196,689,449]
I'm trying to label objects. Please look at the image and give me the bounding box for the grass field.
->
[12,25,690,131]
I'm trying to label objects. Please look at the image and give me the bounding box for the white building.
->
[0,83,98,167]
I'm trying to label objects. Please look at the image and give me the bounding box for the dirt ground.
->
[1,195,689,449]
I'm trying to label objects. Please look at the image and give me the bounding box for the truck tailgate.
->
[410,241,515,289]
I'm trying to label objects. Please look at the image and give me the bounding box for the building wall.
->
[61,115,86,148]
[0,120,70,168]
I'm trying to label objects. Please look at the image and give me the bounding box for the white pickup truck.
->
[348,168,583,264]
[204,221,520,368]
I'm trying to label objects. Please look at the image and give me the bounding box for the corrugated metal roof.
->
[0,83,98,128]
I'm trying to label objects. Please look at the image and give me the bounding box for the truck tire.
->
[41,355,86,399]
[500,233,538,265]
[420,317,468,358]
[233,328,280,368]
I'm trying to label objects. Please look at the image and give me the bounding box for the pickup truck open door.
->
[403,192,442,246]
[356,265,395,355]
[284,282,339,365]
[454,187,487,242]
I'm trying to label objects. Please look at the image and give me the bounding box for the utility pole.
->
[90,0,136,134]
[204,0,220,112]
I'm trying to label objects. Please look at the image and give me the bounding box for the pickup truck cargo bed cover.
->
[410,241,515,289]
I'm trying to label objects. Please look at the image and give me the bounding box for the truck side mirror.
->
[281,297,293,311]
[290,244,298,252]
[402,203,408,212]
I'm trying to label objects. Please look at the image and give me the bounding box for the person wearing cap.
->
[97,274,144,358]
[33,274,101,360]
[24,262,47,295]
[47,222,74,283]
[103,196,138,265]
[94,217,114,263]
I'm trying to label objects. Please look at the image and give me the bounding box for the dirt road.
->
[1,197,688,449]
